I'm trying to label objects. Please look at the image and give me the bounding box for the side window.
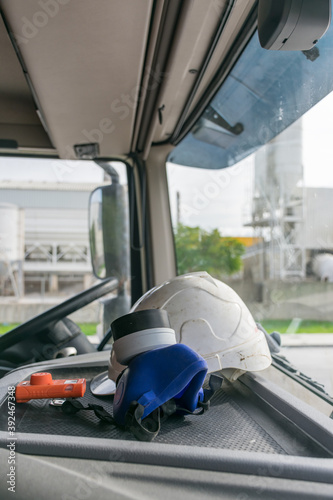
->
[0,158,129,334]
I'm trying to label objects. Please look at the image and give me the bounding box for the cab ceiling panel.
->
[1,0,153,158]
[0,14,53,151]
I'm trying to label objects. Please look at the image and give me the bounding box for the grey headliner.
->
[1,0,153,158]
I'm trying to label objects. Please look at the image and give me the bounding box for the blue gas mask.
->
[63,309,221,441]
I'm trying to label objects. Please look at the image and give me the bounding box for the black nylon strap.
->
[198,374,223,411]
[62,399,160,441]
[125,402,160,442]
[62,400,116,425]
[160,399,178,421]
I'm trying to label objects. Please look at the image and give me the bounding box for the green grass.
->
[0,324,20,334]
[0,323,98,335]
[1,320,333,335]
[77,323,98,336]
[261,320,333,334]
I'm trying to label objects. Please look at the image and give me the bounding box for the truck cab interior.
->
[0,1,333,498]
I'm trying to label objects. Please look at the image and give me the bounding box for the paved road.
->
[280,341,333,398]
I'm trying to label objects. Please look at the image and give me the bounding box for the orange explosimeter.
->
[15,372,86,403]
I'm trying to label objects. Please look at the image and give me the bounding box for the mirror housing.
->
[89,184,129,280]
[258,0,331,51]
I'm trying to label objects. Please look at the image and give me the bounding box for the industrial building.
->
[0,180,106,297]
[247,120,333,283]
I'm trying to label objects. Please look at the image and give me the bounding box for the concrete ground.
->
[0,296,101,323]
[280,334,333,398]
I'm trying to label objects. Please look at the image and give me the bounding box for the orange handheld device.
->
[15,372,86,403]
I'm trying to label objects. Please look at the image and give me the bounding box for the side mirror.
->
[258,0,331,51]
[89,184,129,280]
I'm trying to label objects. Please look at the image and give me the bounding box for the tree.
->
[174,224,245,278]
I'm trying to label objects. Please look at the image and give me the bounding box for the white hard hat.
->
[91,271,271,395]
[131,272,271,380]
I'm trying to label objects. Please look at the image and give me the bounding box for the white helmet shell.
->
[131,272,271,378]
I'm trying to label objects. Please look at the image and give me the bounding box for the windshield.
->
[167,31,333,399]
[0,159,129,337]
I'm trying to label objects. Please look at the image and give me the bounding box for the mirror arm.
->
[94,160,119,184]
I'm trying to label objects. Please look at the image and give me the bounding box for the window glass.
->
[167,92,333,397]
[0,158,129,335]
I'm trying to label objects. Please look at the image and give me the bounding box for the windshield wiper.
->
[272,353,332,400]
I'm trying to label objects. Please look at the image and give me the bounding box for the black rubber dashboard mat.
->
[0,366,287,454]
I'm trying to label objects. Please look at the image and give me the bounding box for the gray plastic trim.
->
[1,432,333,484]
[240,372,333,455]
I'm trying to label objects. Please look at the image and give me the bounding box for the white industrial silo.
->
[0,203,24,296]
[252,120,305,279]
[313,253,333,282]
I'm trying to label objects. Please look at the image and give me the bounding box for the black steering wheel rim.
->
[0,278,119,353]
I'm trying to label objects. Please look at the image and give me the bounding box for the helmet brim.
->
[90,371,116,396]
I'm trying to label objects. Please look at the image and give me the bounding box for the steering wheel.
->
[0,278,119,353]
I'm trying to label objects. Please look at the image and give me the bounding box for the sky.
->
[303,91,333,187]
[0,158,128,185]
[167,156,254,233]
[0,157,104,184]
